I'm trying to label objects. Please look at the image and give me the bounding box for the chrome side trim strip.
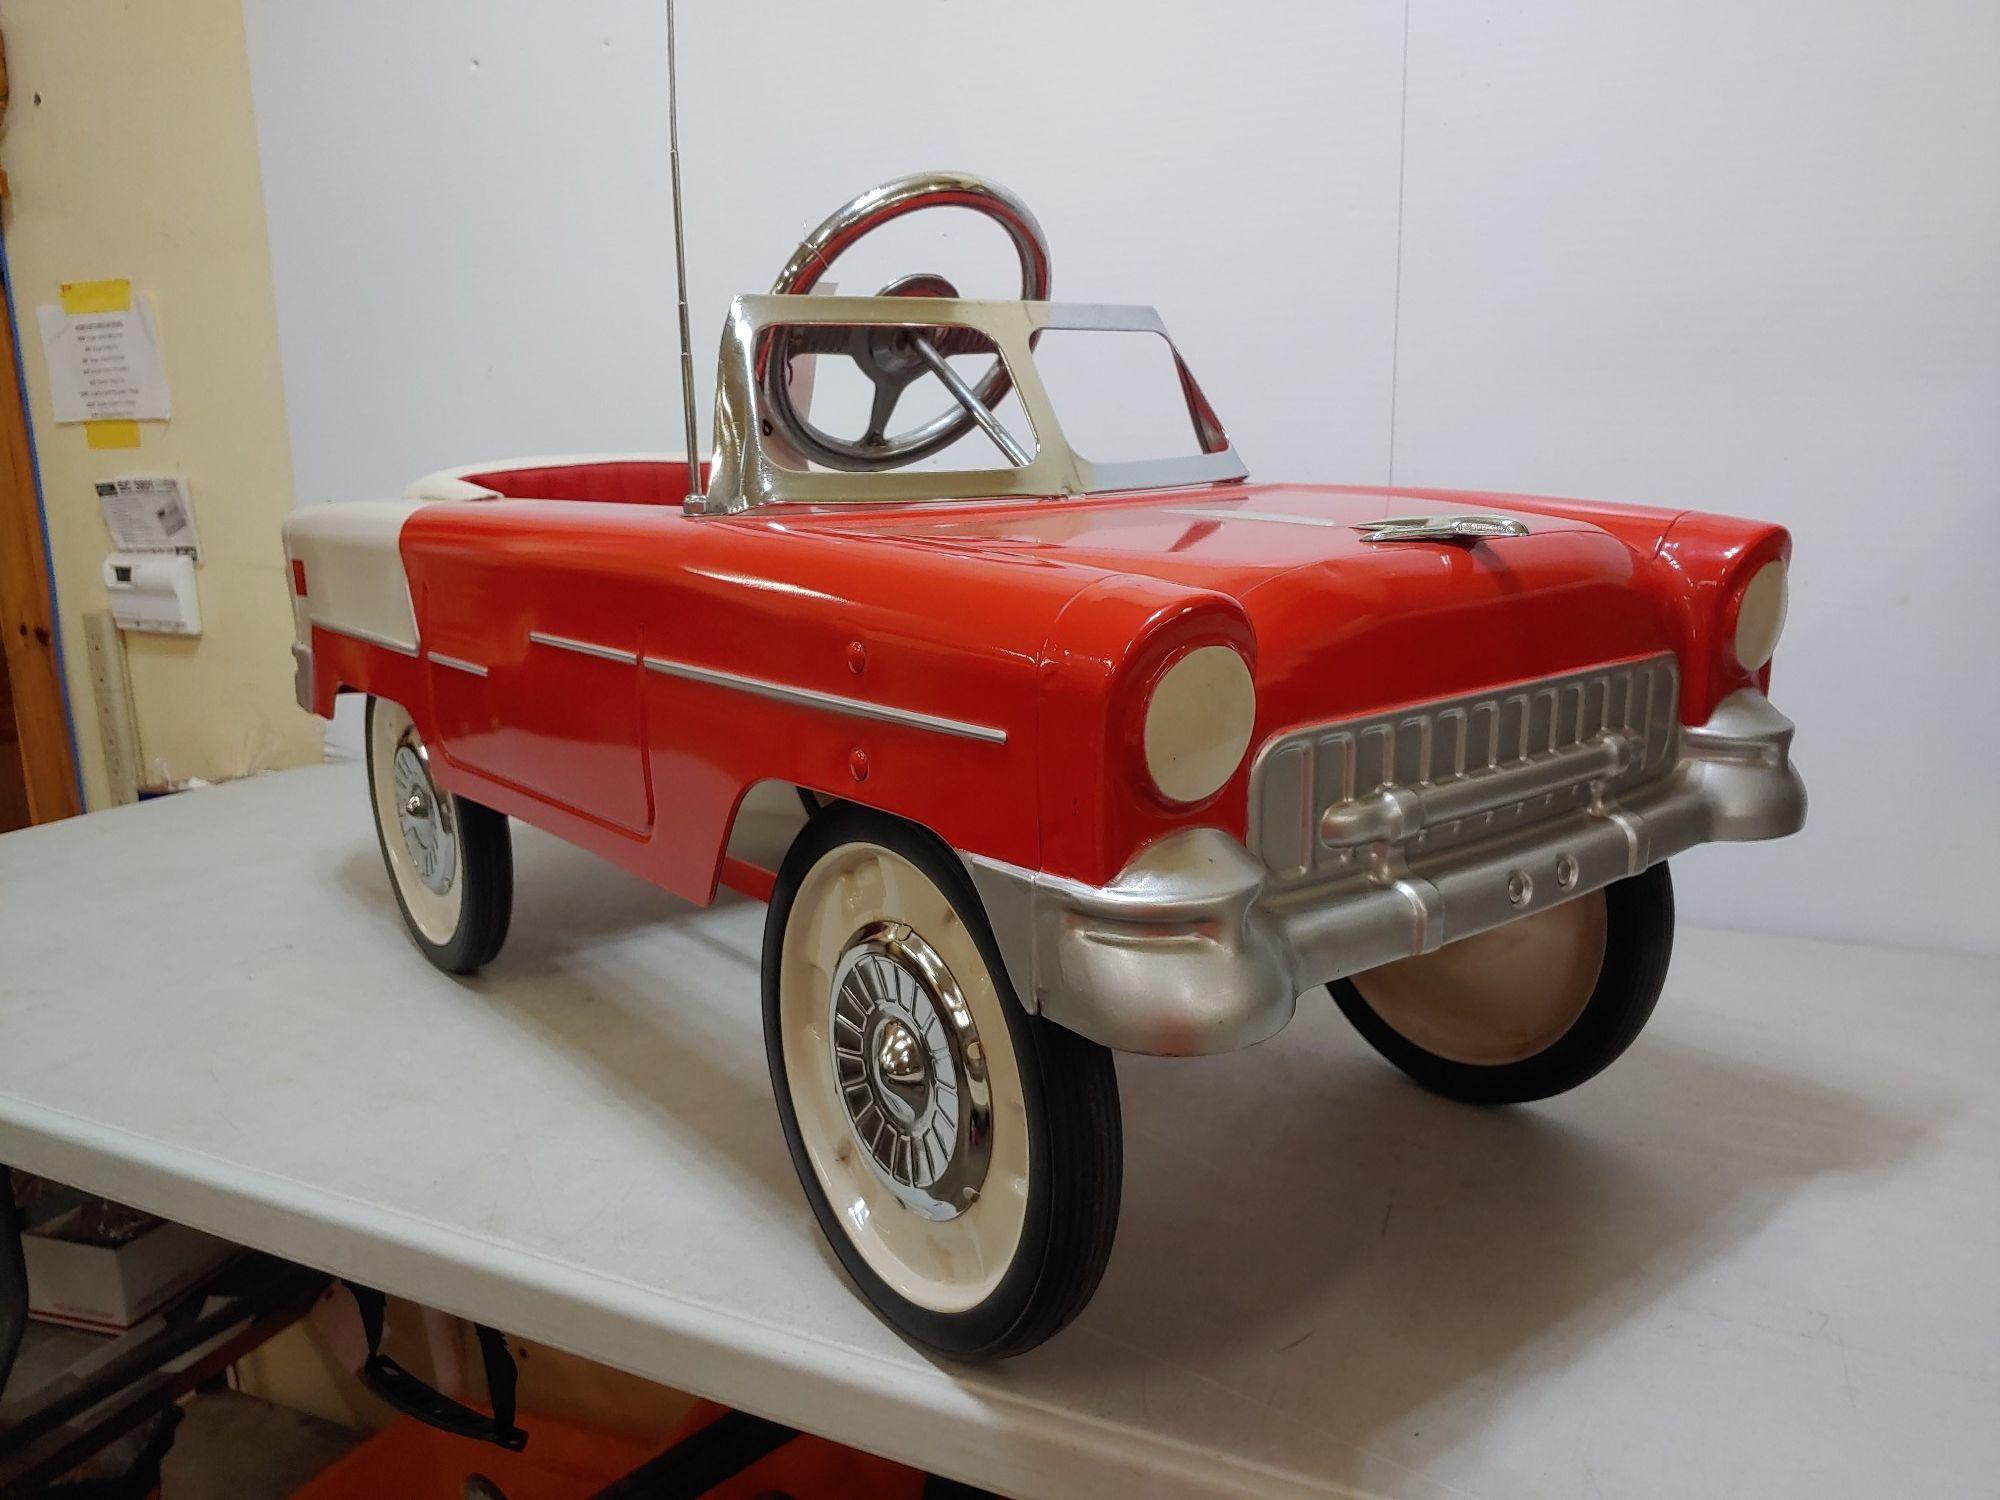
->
[427,652,488,678]
[1163,507,1348,528]
[528,630,639,666]
[311,619,418,657]
[643,656,1008,745]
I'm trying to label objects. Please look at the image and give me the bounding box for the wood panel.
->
[0,247,82,823]
[0,644,30,830]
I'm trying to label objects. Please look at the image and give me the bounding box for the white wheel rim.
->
[779,842,1030,1315]
[1351,890,1608,1065]
[369,699,464,947]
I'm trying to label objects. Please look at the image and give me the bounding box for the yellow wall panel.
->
[0,0,321,804]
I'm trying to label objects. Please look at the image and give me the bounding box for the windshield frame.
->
[696,294,1247,513]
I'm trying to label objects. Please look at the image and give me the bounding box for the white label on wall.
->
[96,476,200,561]
[36,299,172,424]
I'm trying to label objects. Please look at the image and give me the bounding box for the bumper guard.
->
[962,689,1805,1056]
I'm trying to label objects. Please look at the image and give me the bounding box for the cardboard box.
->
[24,1211,239,1331]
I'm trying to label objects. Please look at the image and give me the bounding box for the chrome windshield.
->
[693,295,1247,514]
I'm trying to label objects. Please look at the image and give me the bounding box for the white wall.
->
[240,0,1404,502]
[242,1,1999,956]
[1387,1,2000,955]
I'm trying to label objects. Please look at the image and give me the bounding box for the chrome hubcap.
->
[872,1018,930,1116]
[829,922,991,1221]
[390,735,457,896]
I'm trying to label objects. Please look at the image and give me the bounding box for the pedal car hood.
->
[797,483,1679,724]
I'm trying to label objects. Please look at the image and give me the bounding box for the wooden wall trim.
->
[0,255,83,823]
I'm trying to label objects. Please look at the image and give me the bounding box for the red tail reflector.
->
[291,558,308,597]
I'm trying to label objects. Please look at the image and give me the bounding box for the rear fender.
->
[283,500,430,718]
[304,627,427,725]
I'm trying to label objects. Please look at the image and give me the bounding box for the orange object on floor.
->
[289,1415,656,1500]
[289,1403,934,1499]
[651,1401,929,1498]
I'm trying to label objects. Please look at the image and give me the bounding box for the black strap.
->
[589,1409,798,1500]
[344,1282,527,1451]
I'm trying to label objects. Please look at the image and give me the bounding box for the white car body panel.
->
[282,499,429,657]
[285,452,693,692]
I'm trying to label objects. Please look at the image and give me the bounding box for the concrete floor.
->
[4,1323,360,1497]
[161,1390,362,1500]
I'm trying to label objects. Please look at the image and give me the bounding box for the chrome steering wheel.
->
[761,171,1051,472]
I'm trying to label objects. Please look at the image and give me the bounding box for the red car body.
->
[282,160,1809,1361]
[300,464,1784,907]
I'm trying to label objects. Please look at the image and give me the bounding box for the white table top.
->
[1,764,1994,1498]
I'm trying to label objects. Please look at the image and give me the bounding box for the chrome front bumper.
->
[962,689,1805,1056]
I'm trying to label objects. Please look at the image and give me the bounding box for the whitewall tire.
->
[365,696,512,974]
[764,805,1121,1358]
[1330,864,1675,1105]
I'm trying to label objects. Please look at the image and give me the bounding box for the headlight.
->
[1143,645,1256,804]
[1732,559,1788,672]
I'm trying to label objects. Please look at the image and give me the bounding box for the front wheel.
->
[1329,863,1675,1105]
[764,806,1122,1359]
[365,696,513,974]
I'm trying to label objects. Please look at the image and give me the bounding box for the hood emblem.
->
[1354,514,1531,545]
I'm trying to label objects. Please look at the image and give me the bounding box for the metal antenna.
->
[666,0,703,510]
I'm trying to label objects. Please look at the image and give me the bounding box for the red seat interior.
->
[461,459,709,507]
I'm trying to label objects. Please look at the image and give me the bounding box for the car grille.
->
[1249,654,1681,886]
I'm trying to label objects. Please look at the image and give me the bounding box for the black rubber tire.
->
[365,696,513,975]
[1329,863,1676,1105]
[763,803,1122,1360]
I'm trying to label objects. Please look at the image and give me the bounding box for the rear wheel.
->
[365,696,512,974]
[764,805,1122,1359]
[1329,864,1675,1105]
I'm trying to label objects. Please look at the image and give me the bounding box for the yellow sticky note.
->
[85,420,142,449]
[60,278,133,316]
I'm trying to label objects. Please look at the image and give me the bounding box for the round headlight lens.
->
[1732,560,1788,672]
[1143,645,1256,804]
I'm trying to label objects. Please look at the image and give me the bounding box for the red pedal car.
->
[283,172,1806,1358]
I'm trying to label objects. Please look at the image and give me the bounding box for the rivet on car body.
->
[847,641,867,674]
[1555,854,1579,889]
[1506,869,1533,906]
[848,748,870,782]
